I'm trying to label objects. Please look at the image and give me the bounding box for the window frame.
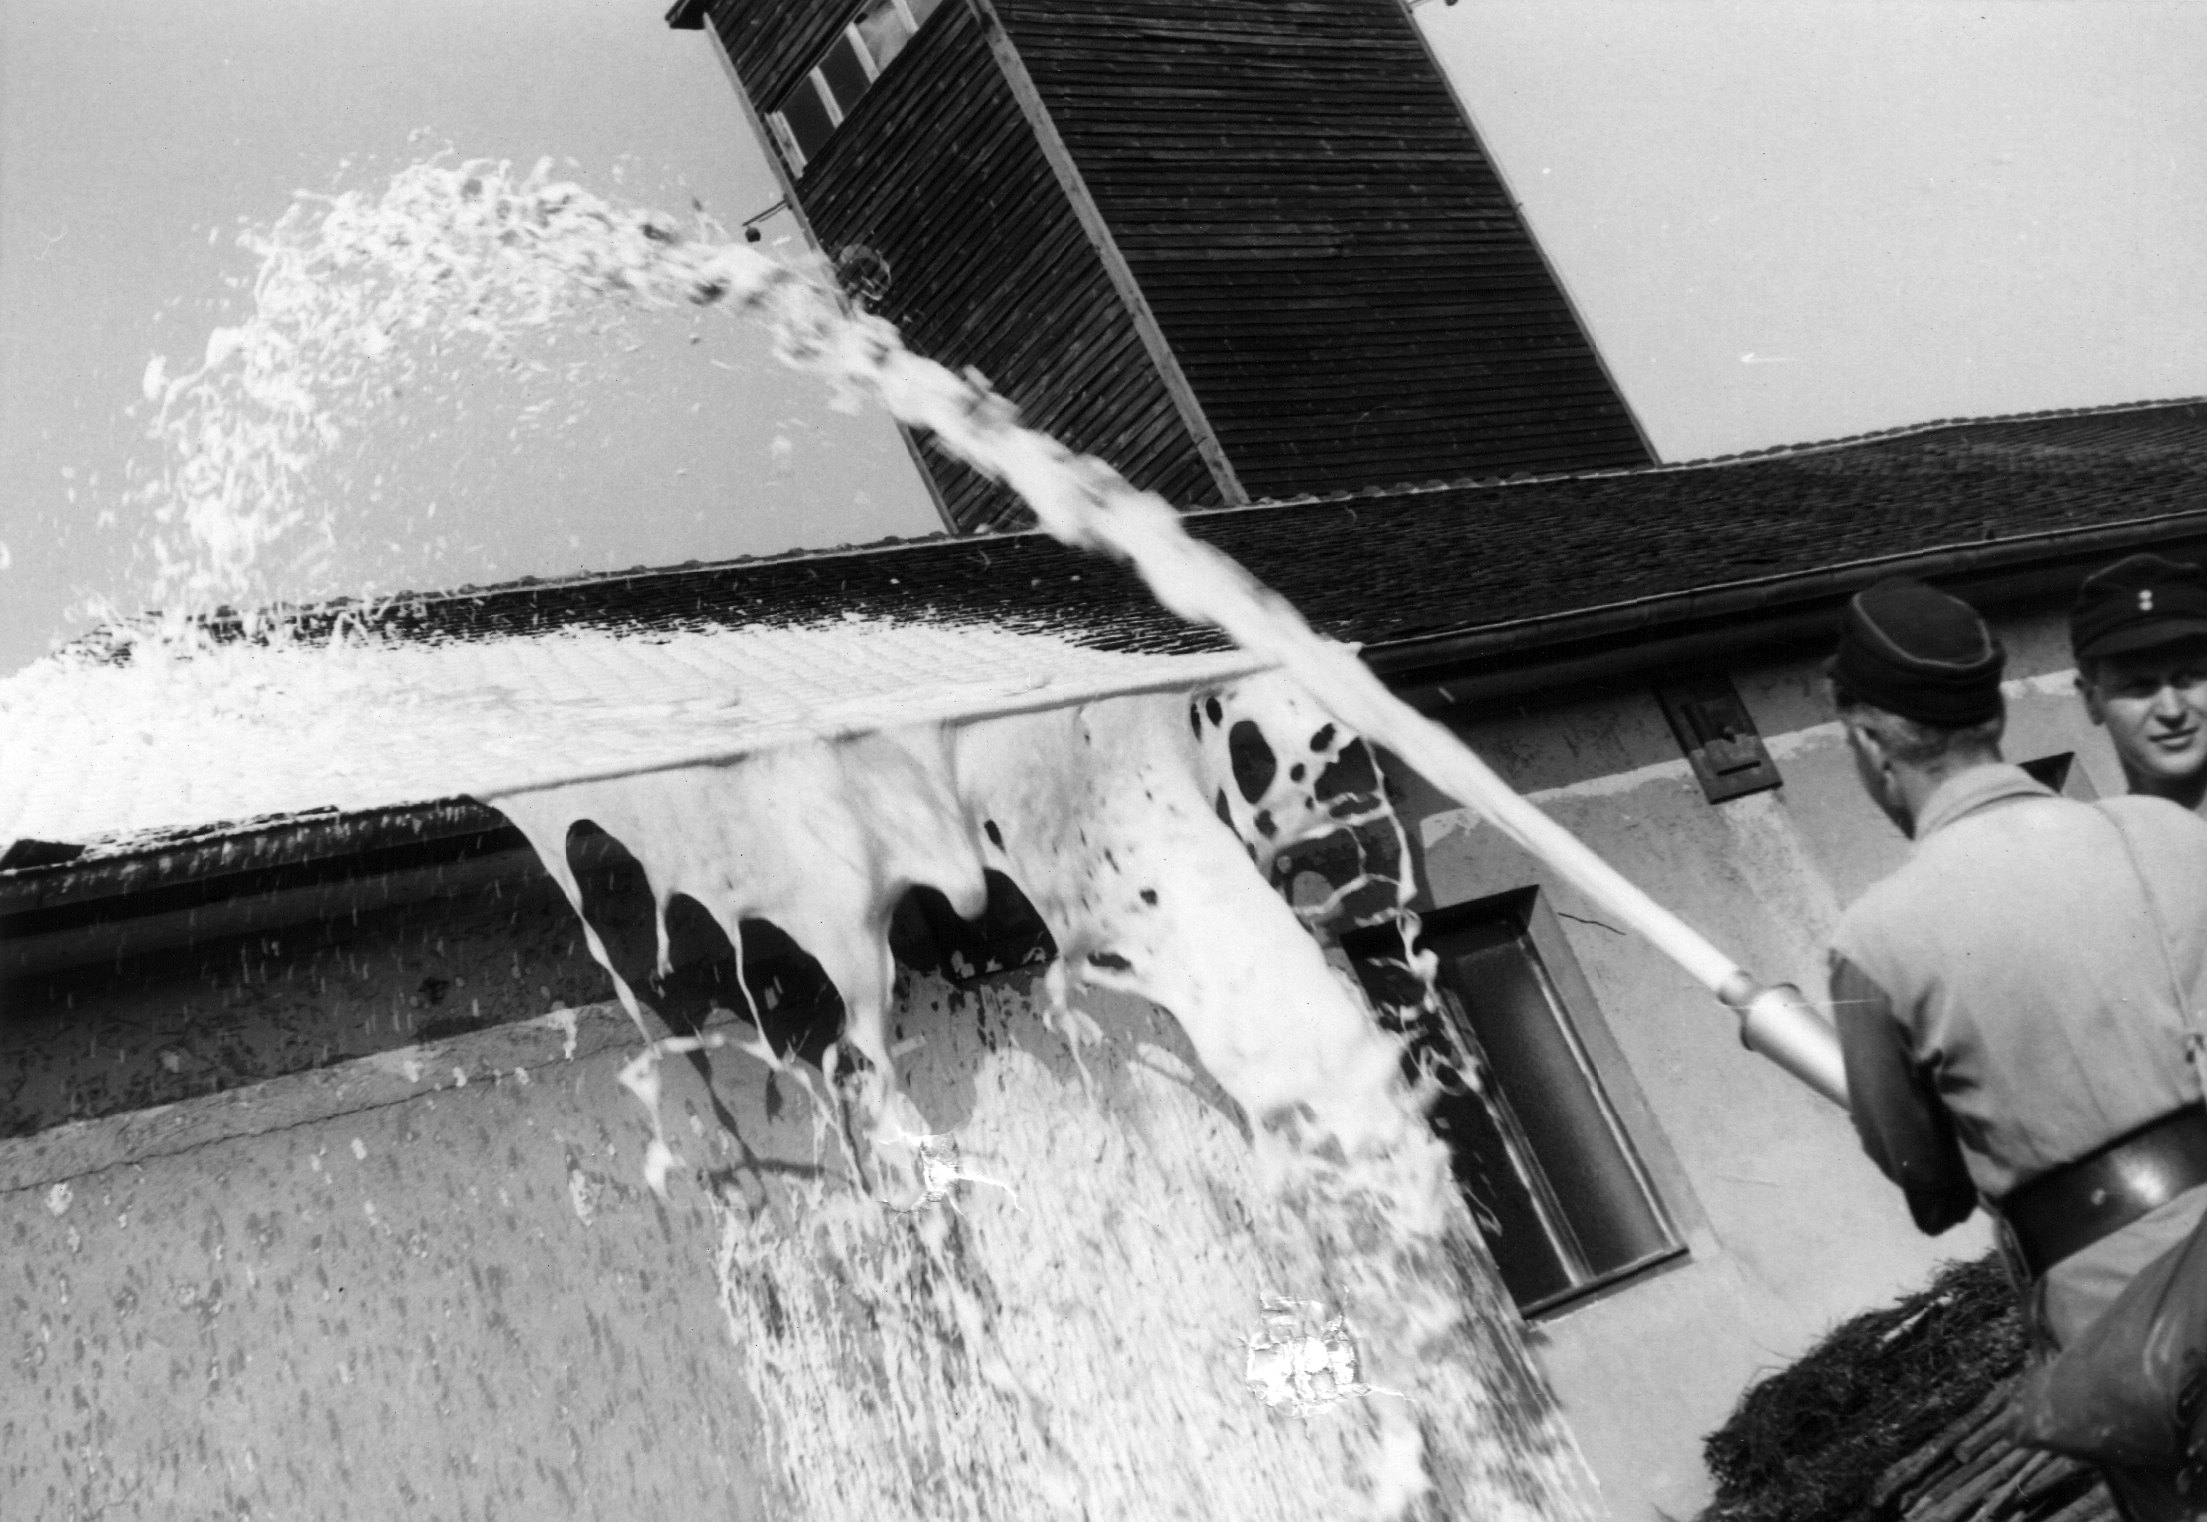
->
[768,0,941,176]
[1344,886,1703,1320]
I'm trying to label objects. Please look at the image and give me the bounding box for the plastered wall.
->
[3,967,1587,1520]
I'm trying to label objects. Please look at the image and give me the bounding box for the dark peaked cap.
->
[1828,578,2005,727]
[2070,553,2207,663]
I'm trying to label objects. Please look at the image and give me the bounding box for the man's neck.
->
[2126,763,2207,814]
[1894,756,2011,839]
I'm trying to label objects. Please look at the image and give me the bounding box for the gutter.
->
[0,802,527,979]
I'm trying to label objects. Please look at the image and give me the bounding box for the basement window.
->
[769,0,947,174]
[1344,889,1686,1318]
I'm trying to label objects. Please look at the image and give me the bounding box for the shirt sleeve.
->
[1829,952,1978,1235]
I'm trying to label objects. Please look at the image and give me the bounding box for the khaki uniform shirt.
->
[1830,765,2207,1340]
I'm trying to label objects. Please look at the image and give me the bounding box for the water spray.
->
[103,159,1846,1520]
[134,157,1847,1108]
[649,209,1851,1111]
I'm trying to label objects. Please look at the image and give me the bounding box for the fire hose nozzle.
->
[1725,980,1851,1111]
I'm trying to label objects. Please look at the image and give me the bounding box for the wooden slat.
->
[707,0,1647,516]
[2037,1484,2118,1522]
[788,2,1219,531]
[995,0,1651,498]
[707,0,862,111]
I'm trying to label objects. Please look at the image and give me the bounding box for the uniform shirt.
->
[1830,764,2207,1241]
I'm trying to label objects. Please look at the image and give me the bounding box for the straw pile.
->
[1699,1255,2113,1522]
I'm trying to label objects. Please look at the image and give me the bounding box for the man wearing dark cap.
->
[2072,554,2207,815]
[1825,576,2207,1520]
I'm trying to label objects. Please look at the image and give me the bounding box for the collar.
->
[1913,763,2056,841]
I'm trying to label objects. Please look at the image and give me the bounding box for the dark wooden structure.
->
[671,0,1653,531]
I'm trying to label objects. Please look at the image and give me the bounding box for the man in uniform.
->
[2073,554,2207,815]
[1825,577,2207,1518]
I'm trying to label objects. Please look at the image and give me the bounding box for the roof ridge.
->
[1663,394,2207,470]
[1174,396,2207,518]
[67,395,2207,654]
[364,527,970,615]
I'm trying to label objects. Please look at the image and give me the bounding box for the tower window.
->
[1342,888,1686,1318]
[769,0,947,174]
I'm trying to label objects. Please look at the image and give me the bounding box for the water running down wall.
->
[494,681,1588,1519]
[112,159,1662,1517]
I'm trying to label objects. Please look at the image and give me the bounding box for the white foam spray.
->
[111,157,1765,1017]
[113,160,1627,1518]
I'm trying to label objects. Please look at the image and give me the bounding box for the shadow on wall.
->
[559,817,1060,1067]
[0,820,1063,1141]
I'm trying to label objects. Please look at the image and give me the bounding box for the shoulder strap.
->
[2094,800,2207,1097]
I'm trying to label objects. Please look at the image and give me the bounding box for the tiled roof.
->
[7,398,2206,876]
[301,398,2207,669]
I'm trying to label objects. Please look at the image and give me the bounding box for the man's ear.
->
[1845,719,1917,836]
[1844,718,1889,774]
[2077,667,2107,727]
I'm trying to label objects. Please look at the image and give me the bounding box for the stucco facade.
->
[3,888,1577,1520]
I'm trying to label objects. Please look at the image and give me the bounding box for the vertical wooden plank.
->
[693,10,967,534]
[781,1,1225,531]
[994,0,1655,498]
[973,0,1249,507]
[1387,0,1658,465]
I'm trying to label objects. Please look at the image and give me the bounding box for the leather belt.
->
[2000,1104,2207,1280]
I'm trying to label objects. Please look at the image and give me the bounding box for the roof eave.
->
[13,502,2207,958]
[1374,506,2207,708]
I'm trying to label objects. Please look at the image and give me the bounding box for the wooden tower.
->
[671,0,1654,532]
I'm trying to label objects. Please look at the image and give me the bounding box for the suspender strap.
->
[1994,807,2207,1281]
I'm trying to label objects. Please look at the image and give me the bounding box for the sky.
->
[3,1,2206,676]
[1423,2,2207,457]
[0,0,942,674]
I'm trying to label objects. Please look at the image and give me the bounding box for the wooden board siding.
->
[775,1,1223,531]
[701,0,869,114]
[993,0,1654,499]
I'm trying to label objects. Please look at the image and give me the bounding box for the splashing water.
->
[103,158,1672,1518]
[117,158,740,645]
[122,155,1754,1014]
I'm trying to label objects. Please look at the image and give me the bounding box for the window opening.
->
[773,79,838,168]
[770,0,948,175]
[855,0,913,70]
[1342,889,1684,1317]
[815,32,875,114]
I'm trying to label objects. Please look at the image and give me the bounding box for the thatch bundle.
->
[1699,1255,2112,1522]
